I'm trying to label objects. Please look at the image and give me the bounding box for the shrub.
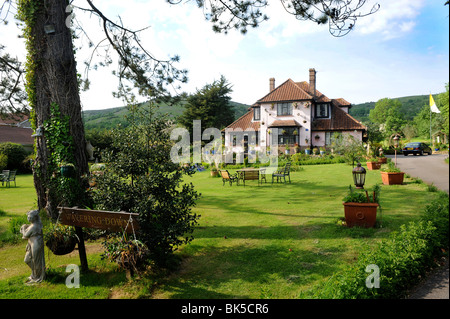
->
[420,191,449,249]
[92,105,200,267]
[302,193,448,299]
[0,142,26,171]
[0,153,7,171]
[305,221,439,299]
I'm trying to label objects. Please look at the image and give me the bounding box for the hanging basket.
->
[46,236,78,255]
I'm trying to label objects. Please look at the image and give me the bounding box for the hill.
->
[349,94,430,123]
[83,101,250,131]
[83,94,434,131]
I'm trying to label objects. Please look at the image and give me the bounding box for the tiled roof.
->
[0,113,30,125]
[0,125,34,145]
[257,79,312,103]
[225,108,260,131]
[312,103,366,131]
[269,119,302,127]
[332,98,351,106]
[296,81,331,103]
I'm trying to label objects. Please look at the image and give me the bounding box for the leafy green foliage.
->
[179,75,235,135]
[343,184,380,203]
[0,142,26,171]
[101,235,149,274]
[92,104,200,266]
[420,191,449,249]
[303,192,448,299]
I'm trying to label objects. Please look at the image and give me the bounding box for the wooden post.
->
[75,226,88,272]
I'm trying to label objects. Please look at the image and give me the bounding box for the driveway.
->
[386,153,449,193]
[386,153,449,299]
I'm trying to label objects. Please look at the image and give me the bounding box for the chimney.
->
[309,68,316,97]
[269,78,275,92]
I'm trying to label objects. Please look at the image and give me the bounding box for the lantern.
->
[352,163,366,189]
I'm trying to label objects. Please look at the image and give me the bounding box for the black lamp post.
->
[352,162,366,189]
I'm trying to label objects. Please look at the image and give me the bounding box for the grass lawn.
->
[0,165,439,299]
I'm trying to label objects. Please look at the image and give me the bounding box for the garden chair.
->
[219,170,238,186]
[272,162,291,184]
[1,170,9,186]
[259,168,267,184]
[5,170,16,187]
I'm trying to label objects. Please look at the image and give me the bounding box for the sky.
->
[1,0,449,111]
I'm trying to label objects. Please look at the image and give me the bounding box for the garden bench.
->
[237,168,261,186]
[219,170,238,186]
[272,163,291,184]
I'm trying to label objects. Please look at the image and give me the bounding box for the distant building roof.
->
[0,113,30,126]
[0,125,34,145]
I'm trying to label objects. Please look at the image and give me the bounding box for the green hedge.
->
[301,191,449,299]
[0,142,27,171]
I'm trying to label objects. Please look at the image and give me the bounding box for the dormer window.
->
[253,107,260,121]
[315,103,330,118]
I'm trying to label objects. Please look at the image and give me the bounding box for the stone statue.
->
[20,210,46,283]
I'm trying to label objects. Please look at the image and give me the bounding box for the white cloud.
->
[356,0,424,39]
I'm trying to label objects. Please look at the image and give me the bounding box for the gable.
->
[257,79,312,103]
[225,108,260,131]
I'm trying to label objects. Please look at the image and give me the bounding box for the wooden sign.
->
[58,207,140,233]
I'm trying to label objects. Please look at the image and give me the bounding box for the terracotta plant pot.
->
[211,171,219,177]
[343,202,379,228]
[381,171,404,185]
[378,157,387,164]
[366,161,381,170]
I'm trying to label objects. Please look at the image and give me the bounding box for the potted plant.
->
[60,162,76,177]
[210,166,219,177]
[312,147,319,155]
[44,223,78,255]
[285,144,290,155]
[101,234,149,278]
[378,154,387,164]
[366,157,381,170]
[319,147,326,155]
[342,184,380,228]
[380,162,404,185]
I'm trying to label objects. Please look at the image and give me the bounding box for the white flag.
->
[430,94,441,113]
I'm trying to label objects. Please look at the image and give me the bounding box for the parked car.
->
[402,142,432,156]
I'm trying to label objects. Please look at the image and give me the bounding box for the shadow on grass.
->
[163,244,343,299]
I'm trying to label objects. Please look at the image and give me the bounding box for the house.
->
[0,114,34,152]
[224,68,366,155]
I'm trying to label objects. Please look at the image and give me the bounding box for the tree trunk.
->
[31,0,88,218]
